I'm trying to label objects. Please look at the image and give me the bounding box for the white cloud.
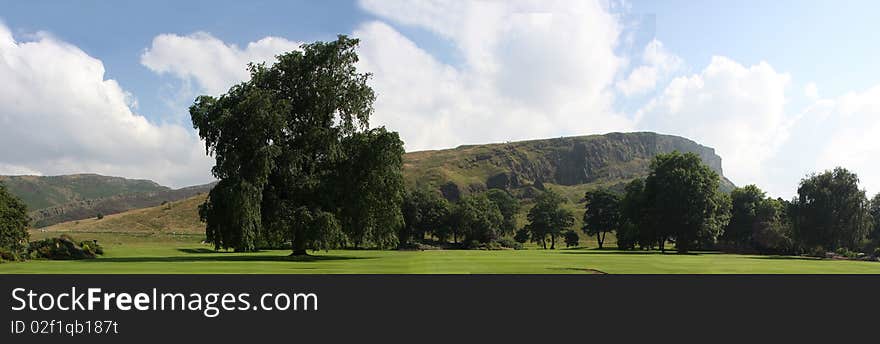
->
[804,82,818,98]
[635,56,792,188]
[616,39,682,96]
[355,0,634,150]
[141,32,302,95]
[0,24,213,187]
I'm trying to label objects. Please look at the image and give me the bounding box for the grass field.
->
[3,233,880,273]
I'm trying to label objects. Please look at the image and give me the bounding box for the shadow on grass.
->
[86,254,372,263]
[546,267,607,274]
[747,255,822,261]
[559,249,707,256]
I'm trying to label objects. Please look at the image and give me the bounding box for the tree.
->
[525,190,574,249]
[869,193,880,241]
[452,194,503,245]
[336,128,405,249]
[793,167,871,251]
[723,185,766,247]
[400,188,452,244]
[485,189,520,236]
[0,181,30,253]
[618,178,649,250]
[564,230,580,248]
[643,152,730,253]
[514,228,530,244]
[582,189,621,249]
[191,35,403,255]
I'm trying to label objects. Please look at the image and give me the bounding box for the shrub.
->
[496,237,523,250]
[563,230,579,248]
[0,247,22,262]
[874,247,880,258]
[807,246,825,258]
[96,213,104,220]
[28,236,101,260]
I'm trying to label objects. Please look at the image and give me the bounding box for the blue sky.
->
[1,0,879,199]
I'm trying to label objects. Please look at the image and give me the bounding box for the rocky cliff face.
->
[403,132,733,201]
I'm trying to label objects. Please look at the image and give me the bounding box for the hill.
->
[403,131,735,203]
[0,174,216,227]
[34,132,734,240]
[0,174,167,210]
[38,193,208,235]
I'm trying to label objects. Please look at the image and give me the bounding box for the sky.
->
[1,0,879,199]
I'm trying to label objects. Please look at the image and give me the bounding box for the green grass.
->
[3,238,879,274]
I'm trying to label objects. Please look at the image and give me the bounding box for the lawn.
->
[2,239,880,274]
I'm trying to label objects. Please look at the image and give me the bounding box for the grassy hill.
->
[29,131,734,244]
[0,174,167,210]
[0,174,215,228]
[38,193,207,235]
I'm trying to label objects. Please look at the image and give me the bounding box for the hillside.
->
[33,132,734,239]
[0,174,216,227]
[403,131,735,202]
[39,193,208,235]
[0,174,167,210]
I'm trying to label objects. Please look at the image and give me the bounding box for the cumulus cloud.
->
[616,39,682,96]
[635,56,793,188]
[355,0,634,150]
[0,23,213,187]
[141,32,302,95]
[804,82,818,98]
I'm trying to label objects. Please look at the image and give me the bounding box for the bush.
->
[28,235,102,260]
[874,247,880,258]
[834,247,860,259]
[563,230,579,248]
[0,247,22,262]
[807,246,826,258]
[496,237,523,250]
[616,223,638,250]
[96,213,104,220]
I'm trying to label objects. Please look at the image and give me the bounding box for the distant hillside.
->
[404,131,735,203]
[0,174,216,228]
[40,193,208,235]
[0,174,167,210]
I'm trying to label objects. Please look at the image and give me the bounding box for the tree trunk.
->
[598,232,605,249]
[291,229,308,256]
[550,235,556,249]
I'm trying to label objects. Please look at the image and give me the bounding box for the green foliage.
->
[401,188,451,244]
[453,194,503,244]
[618,178,652,250]
[96,212,104,220]
[485,189,520,236]
[28,235,102,260]
[525,190,574,249]
[582,189,621,249]
[0,181,30,254]
[514,228,530,244]
[642,152,730,253]
[190,35,403,254]
[869,193,880,240]
[793,167,871,251]
[563,230,579,248]
[336,128,405,249]
[496,237,523,250]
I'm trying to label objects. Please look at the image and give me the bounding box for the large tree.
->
[0,181,30,253]
[525,190,574,249]
[793,167,871,251]
[643,151,730,253]
[192,35,404,255]
[723,185,766,247]
[617,178,650,250]
[582,189,621,249]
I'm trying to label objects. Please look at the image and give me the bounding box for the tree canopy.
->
[191,35,404,254]
[525,190,574,249]
[643,151,730,253]
[793,167,871,251]
[582,189,621,249]
[0,181,30,253]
